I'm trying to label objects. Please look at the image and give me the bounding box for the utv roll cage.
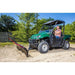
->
[43,20,65,35]
[43,20,65,25]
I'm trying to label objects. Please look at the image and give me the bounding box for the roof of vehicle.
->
[43,20,65,25]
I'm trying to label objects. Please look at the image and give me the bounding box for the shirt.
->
[55,29,61,37]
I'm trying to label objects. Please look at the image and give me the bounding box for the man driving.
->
[55,26,61,39]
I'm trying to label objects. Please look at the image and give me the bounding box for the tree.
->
[65,21,75,41]
[12,13,39,42]
[0,15,16,32]
[12,13,54,42]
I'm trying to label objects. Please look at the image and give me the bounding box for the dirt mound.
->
[0,44,75,62]
[0,45,28,62]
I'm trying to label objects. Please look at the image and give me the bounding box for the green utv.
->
[29,20,71,53]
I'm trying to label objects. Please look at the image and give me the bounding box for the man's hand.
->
[55,29,61,36]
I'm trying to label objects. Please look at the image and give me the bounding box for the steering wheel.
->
[52,30,55,35]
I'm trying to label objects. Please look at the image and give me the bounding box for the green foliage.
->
[0,13,75,43]
[12,22,27,42]
[4,13,74,42]
[31,17,54,34]
[64,21,75,41]
[0,15,16,32]
[12,13,54,42]
[12,13,39,42]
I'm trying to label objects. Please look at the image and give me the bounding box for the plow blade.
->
[8,38,29,57]
[17,45,29,57]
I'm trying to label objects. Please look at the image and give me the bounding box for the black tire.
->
[63,41,70,50]
[38,41,49,53]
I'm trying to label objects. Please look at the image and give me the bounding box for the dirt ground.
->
[0,44,75,62]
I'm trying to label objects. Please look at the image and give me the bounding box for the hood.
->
[30,31,51,40]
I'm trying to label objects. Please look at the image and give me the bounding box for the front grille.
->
[29,39,36,43]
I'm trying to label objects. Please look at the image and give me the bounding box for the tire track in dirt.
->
[24,47,75,62]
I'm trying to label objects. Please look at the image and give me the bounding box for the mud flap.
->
[17,46,29,57]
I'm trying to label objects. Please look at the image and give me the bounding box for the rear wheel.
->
[63,41,70,50]
[38,41,49,53]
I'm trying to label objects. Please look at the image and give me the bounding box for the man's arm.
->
[55,29,61,36]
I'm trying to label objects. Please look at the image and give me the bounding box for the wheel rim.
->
[66,42,69,48]
[42,44,48,51]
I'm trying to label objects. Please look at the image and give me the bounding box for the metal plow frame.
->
[8,38,29,57]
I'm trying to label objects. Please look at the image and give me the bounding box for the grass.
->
[70,42,75,44]
[0,42,29,47]
[0,42,13,47]
[0,41,75,47]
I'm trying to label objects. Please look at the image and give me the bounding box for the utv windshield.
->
[39,25,54,33]
[41,25,54,30]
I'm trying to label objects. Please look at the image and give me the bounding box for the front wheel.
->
[63,41,70,50]
[38,41,49,53]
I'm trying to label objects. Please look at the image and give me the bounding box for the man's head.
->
[56,26,60,29]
